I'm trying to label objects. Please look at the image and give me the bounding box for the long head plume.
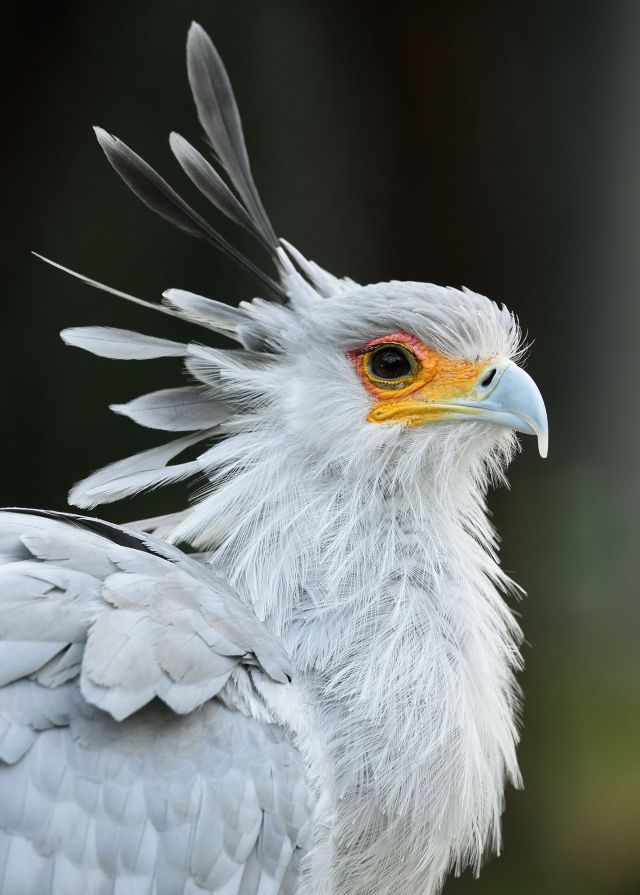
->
[35,20,525,531]
[36,21,360,517]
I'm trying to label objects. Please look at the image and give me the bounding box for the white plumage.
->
[2,22,548,895]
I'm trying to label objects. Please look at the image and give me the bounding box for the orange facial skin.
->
[348,331,491,427]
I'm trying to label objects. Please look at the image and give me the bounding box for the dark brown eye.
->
[367,345,415,381]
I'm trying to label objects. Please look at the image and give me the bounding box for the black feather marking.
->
[186,22,278,247]
[1,508,169,558]
[94,127,286,302]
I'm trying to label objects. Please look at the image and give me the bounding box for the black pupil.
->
[370,347,412,380]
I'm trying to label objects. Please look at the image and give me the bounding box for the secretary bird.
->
[0,22,547,895]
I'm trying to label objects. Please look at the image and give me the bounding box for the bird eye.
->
[365,344,417,385]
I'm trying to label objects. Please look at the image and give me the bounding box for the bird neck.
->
[192,429,523,895]
[297,468,522,895]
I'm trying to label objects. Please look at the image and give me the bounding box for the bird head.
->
[276,279,547,472]
[42,20,546,519]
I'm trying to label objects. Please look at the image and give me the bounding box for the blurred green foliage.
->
[3,2,639,892]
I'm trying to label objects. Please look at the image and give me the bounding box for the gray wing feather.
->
[0,511,313,893]
[0,511,291,720]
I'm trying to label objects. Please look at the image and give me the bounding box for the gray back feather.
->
[0,509,292,719]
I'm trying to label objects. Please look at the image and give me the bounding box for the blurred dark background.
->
[3,2,639,893]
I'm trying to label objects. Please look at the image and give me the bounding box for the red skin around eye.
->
[347,331,490,413]
[367,331,422,350]
[347,331,438,396]
[346,332,432,370]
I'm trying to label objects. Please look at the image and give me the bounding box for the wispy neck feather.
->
[175,416,524,895]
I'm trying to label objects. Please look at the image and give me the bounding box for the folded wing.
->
[0,509,312,894]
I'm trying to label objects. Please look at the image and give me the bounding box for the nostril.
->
[480,367,497,388]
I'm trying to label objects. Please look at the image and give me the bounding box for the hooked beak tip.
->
[537,431,549,459]
[465,360,549,458]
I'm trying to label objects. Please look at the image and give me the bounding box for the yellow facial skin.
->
[349,332,491,428]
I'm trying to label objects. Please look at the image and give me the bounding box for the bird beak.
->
[438,360,549,458]
[368,358,548,457]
